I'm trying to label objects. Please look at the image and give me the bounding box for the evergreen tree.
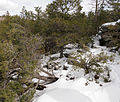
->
[106,0,120,20]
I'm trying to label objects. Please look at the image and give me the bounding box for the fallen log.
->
[39,68,53,76]
[34,83,46,90]
[34,75,58,81]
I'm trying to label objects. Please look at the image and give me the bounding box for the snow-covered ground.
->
[32,35,120,102]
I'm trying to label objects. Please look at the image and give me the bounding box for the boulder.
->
[63,65,68,70]
[109,47,118,53]
[99,38,106,46]
[99,20,120,49]
[64,53,70,58]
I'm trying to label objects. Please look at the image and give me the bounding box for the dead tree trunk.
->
[60,46,64,58]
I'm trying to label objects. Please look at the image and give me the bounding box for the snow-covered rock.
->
[99,19,120,49]
[64,44,78,49]
[102,19,120,26]
[102,21,116,26]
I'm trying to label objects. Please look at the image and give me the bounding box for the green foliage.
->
[0,61,9,82]
[0,15,44,101]
[6,23,26,45]
[46,0,82,18]
[0,40,15,62]
[107,0,120,21]
[0,89,16,102]
[20,89,35,102]
[8,81,25,95]
[70,52,113,83]
[0,81,35,102]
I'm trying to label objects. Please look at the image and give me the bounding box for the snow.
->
[32,78,39,83]
[34,88,92,102]
[32,34,120,102]
[102,22,116,26]
[64,44,78,49]
[102,19,120,26]
[117,19,120,23]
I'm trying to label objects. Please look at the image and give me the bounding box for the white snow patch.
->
[34,88,92,102]
[102,19,120,26]
[102,22,116,26]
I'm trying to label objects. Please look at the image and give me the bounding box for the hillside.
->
[0,0,120,102]
[32,33,120,102]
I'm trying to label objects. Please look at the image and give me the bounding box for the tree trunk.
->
[95,0,99,32]
[60,46,64,58]
[95,0,98,17]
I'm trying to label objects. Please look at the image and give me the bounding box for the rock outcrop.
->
[99,19,120,52]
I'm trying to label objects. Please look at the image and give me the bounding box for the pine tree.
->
[106,0,120,20]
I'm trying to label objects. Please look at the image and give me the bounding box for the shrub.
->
[69,52,113,83]
[0,89,16,102]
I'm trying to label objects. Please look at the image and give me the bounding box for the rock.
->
[66,74,75,80]
[94,75,99,80]
[87,42,94,48]
[54,65,61,70]
[100,26,109,33]
[36,85,46,90]
[63,65,68,70]
[50,56,58,61]
[118,48,120,54]
[99,84,103,87]
[109,47,118,53]
[99,24,120,48]
[77,44,82,49]
[64,53,70,58]
[99,38,106,46]
[69,77,75,80]
[43,65,49,68]
[45,62,61,70]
